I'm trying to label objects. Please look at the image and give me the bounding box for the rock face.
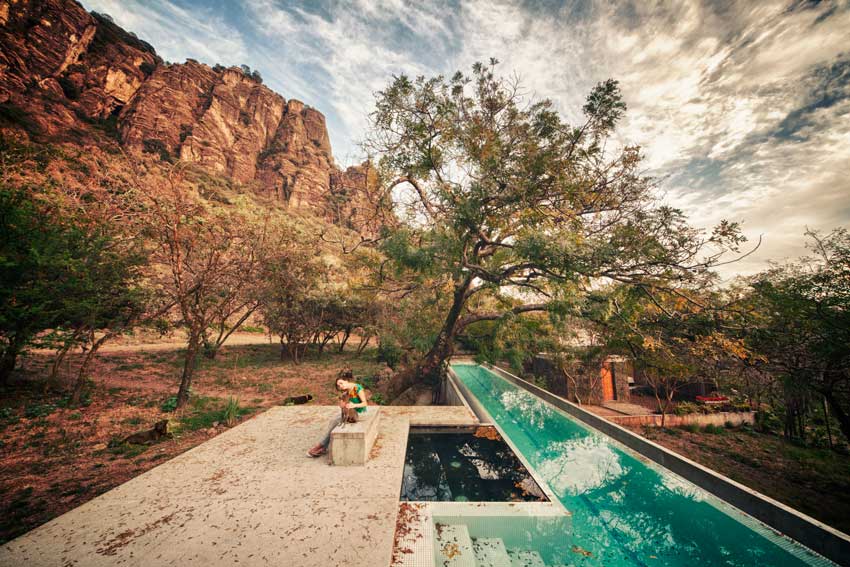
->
[0,0,381,230]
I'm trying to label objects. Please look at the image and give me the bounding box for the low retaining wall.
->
[482,363,850,566]
[606,410,755,428]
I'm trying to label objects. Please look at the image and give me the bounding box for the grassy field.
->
[634,423,850,534]
[0,338,386,544]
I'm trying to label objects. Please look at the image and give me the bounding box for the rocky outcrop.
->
[0,1,158,134]
[255,99,334,208]
[0,0,384,231]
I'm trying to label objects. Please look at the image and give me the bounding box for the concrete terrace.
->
[0,405,478,567]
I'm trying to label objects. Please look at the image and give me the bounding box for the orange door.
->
[601,363,615,401]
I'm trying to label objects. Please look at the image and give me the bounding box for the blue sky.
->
[80,0,850,277]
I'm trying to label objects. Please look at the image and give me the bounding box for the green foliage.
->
[366,61,743,379]
[222,397,240,426]
[160,396,178,413]
[703,424,725,435]
[675,402,708,416]
[377,340,403,369]
[24,403,56,419]
[680,423,700,433]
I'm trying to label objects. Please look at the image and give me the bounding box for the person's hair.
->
[335,368,354,390]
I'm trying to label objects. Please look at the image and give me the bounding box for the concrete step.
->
[434,523,476,567]
[508,549,547,567]
[472,537,512,567]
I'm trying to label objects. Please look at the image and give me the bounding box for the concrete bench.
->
[330,407,381,466]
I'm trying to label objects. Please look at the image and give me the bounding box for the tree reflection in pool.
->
[400,426,547,502]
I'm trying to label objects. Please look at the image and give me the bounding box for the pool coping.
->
[465,360,850,566]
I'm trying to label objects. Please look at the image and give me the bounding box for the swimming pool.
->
[451,363,834,566]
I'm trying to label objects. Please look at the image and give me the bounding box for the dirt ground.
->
[0,334,387,544]
[632,424,850,535]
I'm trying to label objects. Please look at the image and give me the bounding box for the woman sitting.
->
[307,369,368,457]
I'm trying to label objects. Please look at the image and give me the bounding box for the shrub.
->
[160,396,178,412]
[142,138,172,161]
[24,403,56,419]
[703,424,725,435]
[674,402,701,416]
[223,397,240,426]
[377,340,402,369]
[680,423,700,433]
[139,61,157,76]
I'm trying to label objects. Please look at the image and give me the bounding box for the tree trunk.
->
[824,391,850,442]
[0,340,21,386]
[47,341,74,393]
[823,396,833,449]
[356,335,371,355]
[417,276,472,384]
[337,327,351,353]
[177,330,201,408]
[71,331,114,404]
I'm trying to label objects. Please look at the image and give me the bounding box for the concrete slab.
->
[0,405,477,567]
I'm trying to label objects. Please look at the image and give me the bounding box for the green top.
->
[348,384,366,414]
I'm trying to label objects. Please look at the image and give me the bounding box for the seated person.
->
[307,369,368,457]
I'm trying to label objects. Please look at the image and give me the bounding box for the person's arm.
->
[346,386,368,409]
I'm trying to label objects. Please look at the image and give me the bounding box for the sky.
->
[80,0,850,278]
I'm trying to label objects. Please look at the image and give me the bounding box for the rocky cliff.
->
[0,0,380,230]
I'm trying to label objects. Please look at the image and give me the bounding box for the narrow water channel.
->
[451,363,834,567]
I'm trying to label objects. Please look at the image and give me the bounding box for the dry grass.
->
[634,424,850,534]
[0,337,385,544]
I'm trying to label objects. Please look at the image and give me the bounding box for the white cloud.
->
[78,0,850,276]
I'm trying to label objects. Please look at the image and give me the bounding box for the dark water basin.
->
[400,426,547,502]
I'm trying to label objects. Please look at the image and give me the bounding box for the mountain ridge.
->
[0,0,378,232]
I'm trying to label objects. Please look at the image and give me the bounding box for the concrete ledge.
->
[481,363,850,566]
[330,407,381,466]
[606,410,756,428]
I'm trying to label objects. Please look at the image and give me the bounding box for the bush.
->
[679,423,700,433]
[139,61,157,76]
[160,396,178,412]
[142,138,172,161]
[222,397,240,426]
[377,340,402,369]
[674,402,701,416]
[24,403,56,419]
[703,424,725,435]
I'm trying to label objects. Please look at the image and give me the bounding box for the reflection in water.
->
[537,436,625,495]
[499,389,553,429]
[401,430,546,502]
[453,364,832,567]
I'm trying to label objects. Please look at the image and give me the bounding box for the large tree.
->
[745,229,850,441]
[144,168,268,407]
[366,60,744,388]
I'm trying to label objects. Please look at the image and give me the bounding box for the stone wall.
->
[606,411,755,428]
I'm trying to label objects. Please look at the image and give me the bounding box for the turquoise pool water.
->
[451,363,833,566]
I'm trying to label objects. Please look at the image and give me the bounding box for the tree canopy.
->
[366,60,745,387]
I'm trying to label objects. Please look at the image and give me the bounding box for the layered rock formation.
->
[0,0,381,231]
